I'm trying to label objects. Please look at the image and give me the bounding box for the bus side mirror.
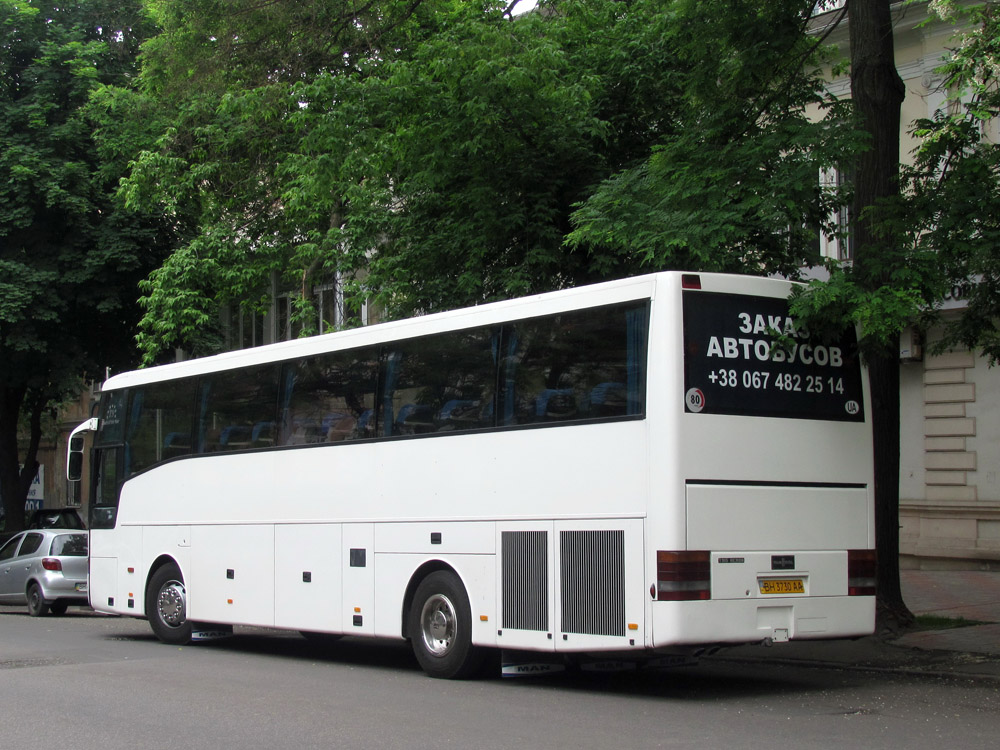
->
[66,418,98,481]
[68,437,85,481]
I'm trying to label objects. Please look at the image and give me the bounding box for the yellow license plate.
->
[759,579,804,595]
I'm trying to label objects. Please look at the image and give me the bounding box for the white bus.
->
[68,271,875,678]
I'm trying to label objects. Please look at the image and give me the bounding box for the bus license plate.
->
[758,579,804,595]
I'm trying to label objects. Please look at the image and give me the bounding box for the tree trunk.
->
[848,0,913,631]
[868,352,912,631]
[0,383,30,533]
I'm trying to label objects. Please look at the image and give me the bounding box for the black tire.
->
[27,583,49,617]
[408,571,485,679]
[49,602,69,616]
[146,563,193,645]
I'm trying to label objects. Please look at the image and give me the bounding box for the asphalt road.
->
[1,607,998,749]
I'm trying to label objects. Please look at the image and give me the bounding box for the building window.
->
[316,276,369,332]
[275,294,303,342]
[240,307,266,348]
[819,167,853,262]
[225,277,370,352]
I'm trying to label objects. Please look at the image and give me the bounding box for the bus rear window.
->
[682,290,864,422]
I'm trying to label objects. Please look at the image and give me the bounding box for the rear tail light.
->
[847,549,876,596]
[42,558,63,572]
[656,551,711,601]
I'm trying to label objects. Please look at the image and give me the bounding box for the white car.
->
[0,529,89,616]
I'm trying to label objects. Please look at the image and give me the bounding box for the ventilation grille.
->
[560,529,626,637]
[501,530,548,631]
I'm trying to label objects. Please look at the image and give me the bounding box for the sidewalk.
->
[713,569,1000,680]
[894,569,1000,657]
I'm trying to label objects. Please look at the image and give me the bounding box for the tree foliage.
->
[0,0,167,529]
[293,3,612,318]
[791,0,1000,362]
[127,0,866,361]
[566,0,863,278]
[900,0,1000,362]
[118,0,449,360]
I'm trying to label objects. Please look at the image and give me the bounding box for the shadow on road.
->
[99,622,850,701]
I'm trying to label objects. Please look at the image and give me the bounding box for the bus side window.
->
[198,365,280,453]
[279,348,378,446]
[500,303,647,426]
[381,327,496,438]
[125,378,198,475]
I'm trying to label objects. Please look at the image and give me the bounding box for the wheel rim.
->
[419,593,458,657]
[28,587,42,612]
[157,580,186,628]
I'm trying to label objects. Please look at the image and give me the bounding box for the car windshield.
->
[50,534,88,556]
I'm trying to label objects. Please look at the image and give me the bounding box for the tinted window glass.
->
[0,535,21,561]
[96,389,126,446]
[500,303,648,426]
[382,328,497,437]
[682,291,865,421]
[198,366,280,453]
[51,534,88,556]
[280,348,379,445]
[96,448,121,507]
[125,378,198,475]
[18,532,44,557]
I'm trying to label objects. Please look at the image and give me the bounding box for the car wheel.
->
[408,570,485,679]
[49,602,69,616]
[146,563,193,645]
[27,583,49,617]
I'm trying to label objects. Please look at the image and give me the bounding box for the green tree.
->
[843,0,910,630]
[286,2,610,320]
[789,0,1000,629]
[0,0,167,531]
[566,0,862,276]
[900,0,1000,361]
[289,0,862,321]
[128,1,863,360]
[114,0,444,362]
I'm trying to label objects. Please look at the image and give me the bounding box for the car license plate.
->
[758,579,804,595]
[75,582,88,593]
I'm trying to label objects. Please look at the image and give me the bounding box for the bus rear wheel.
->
[408,571,484,679]
[147,563,193,646]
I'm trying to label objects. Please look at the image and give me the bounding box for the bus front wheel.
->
[408,571,484,679]
[147,563,193,646]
